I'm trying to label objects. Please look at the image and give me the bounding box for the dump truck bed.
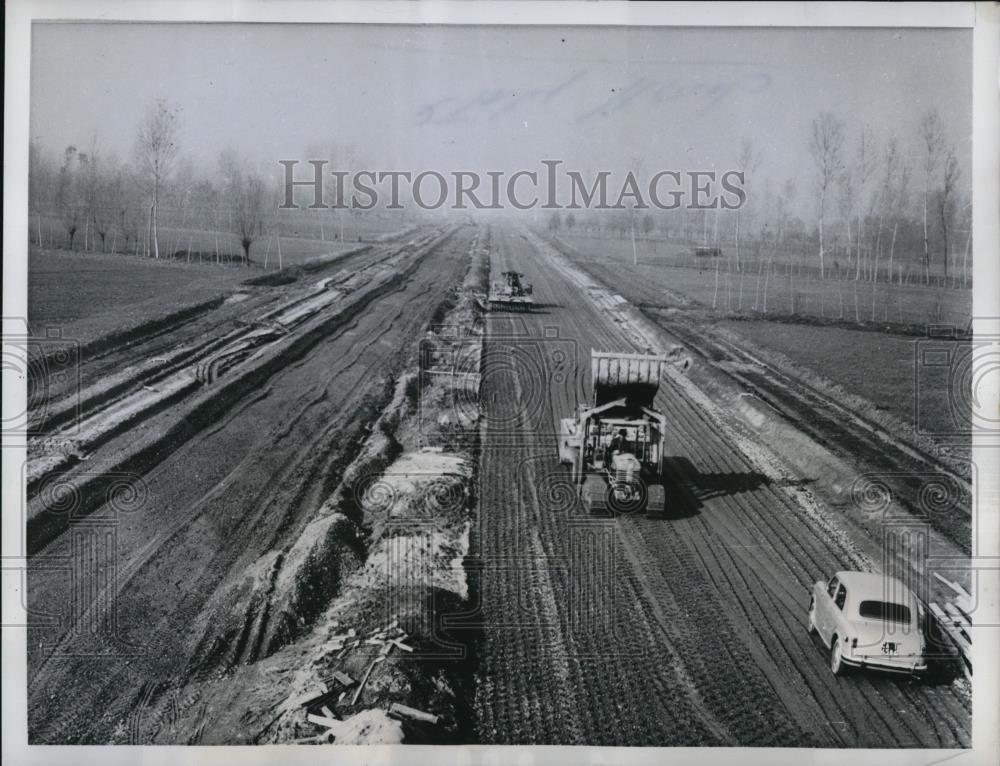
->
[591,350,666,407]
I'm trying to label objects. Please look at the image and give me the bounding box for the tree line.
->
[29,100,271,264]
[547,108,970,288]
[31,100,970,288]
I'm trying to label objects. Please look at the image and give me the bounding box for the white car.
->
[808,571,927,676]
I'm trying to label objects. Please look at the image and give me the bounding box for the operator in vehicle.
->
[606,428,629,465]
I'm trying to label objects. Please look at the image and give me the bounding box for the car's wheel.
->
[830,636,848,676]
[807,597,818,635]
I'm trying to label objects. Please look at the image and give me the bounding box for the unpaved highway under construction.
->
[27,228,473,743]
[25,224,970,746]
[472,226,970,747]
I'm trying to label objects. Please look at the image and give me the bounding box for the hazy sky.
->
[31,23,972,212]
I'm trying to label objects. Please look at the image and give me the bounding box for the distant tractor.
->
[488,271,534,311]
[560,350,678,515]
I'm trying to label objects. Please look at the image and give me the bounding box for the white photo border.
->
[3,3,996,766]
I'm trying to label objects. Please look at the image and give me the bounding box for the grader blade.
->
[487,271,534,313]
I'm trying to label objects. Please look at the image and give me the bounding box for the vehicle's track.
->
[25,232,451,553]
[32,244,382,414]
[31,235,437,446]
[475,229,808,745]
[26,227,475,744]
[472,226,970,746]
[555,244,972,553]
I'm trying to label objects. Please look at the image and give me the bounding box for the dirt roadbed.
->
[470,227,969,747]
[26,227,488,744]
[24,224,971,746]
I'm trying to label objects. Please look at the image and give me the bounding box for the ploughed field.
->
[28,248,249,342]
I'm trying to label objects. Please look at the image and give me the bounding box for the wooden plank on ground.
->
[351,657,384,706]
[331,670,355,687]
[388,703,439,725]
[307,713,343,733]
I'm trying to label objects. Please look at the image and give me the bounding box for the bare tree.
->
[853,126,878,280]
[93,157,121,252]
[775,179,796,248]
[79,139,118,252]
[220,150,268,264]
[77,139,98,251]
[28,140,56,247]
[919,109,945,284]
[939,147,960,282]
[809,112,845,278]
[115,168,144,255]
[55,145,84,250]
[836,168,856,270]
[166,156,200,256]
[641,212,655,237]
[623,157,648,265]
[133,99,180,258]
[187,178,220,259]
[734,136,762,272]
[874,134,898,276]
[958,196,972,287]
[875,134,910,284]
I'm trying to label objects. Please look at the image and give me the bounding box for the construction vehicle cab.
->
[488,271,534,311]
[560,350,670,515]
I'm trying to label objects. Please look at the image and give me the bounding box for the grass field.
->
[558,233,972,329]
[550,231,971,456]
[26,210,416,347]
[31,222,359,267]
[716,319,967,442]
[28,247,252,346]
[30,213,409,267]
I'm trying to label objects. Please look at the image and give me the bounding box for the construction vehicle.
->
[559,350,673,515]
[488,271,534,311]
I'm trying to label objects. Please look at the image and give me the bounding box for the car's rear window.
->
[858,600,911,623]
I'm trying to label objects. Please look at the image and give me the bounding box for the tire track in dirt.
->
[633,302,971,747]
[32,243,391,436]
[576,246,971,747]
[472,225,970,747]
[510,296,762,745]
[473,228,809,745]
[27,245,429,597]
[26,228,476,744]
[25,232,453,552]
[560,245,971,553]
